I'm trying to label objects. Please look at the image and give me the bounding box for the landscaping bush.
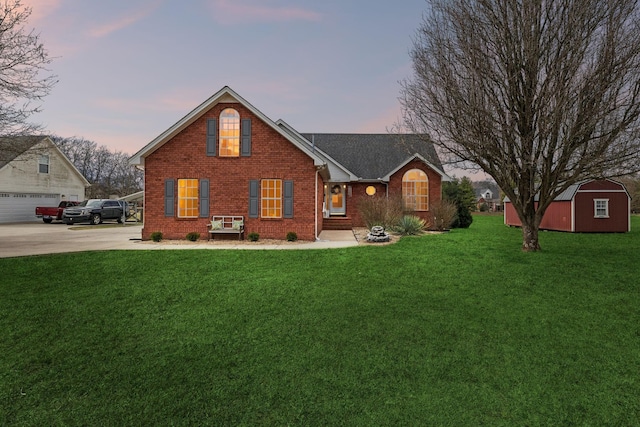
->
[357,194,404,229]
[248,232,259,242]
[430,200,458,231]
[394,215,426,235]
[150,231,163,242]
[186,232,200,242]
[286,231,298,242]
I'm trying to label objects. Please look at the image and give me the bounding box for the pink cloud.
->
[20,0,62,24]
[89,1,161,38]
[209,0,322,24]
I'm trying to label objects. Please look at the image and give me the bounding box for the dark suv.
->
[63,199,128,225]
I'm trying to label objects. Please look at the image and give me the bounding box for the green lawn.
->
[1,216,638,425]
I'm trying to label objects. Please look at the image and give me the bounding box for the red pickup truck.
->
[35,201,81,223]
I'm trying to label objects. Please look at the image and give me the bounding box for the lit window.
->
[178,179,199,218]
[594,199,609,218]
[402,169,429,211]
[366,186,376,196]
[261,179,282,218]
[219,108,240,157]
[39,155,49,174]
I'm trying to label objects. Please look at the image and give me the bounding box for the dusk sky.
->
[24,0,483,178]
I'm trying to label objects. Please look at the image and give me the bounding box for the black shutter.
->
[241,118,251,157]
[199,179,210,218]
[206,119,217,156]
[283,180,294,218]
[249,180,259,218]
[165,179,175,217]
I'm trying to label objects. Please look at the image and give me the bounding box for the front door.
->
[329,184,346,216]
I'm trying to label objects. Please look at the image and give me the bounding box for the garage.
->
[0,193,60,223]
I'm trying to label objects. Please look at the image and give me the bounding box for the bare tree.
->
[401,0,640,251]
[0,0,57,164]
[51,135,143,198]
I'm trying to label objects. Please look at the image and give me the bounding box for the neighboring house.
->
[129,86,448,241]
[504,179,631,232]
[473,181,502,212]
[0,136,90,223]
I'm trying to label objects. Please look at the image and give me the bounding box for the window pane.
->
[177,179,198,218]
[261,179,282,218]
[220,108,240,157]
[402,169,428,211]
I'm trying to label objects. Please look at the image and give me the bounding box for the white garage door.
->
[0,193,60,223]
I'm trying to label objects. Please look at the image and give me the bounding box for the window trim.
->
[402,169,429,211]
[38,155,50,174]
[177,178,199,218]
[594,198,609,218]
[261,179,282,219]
[219,108,240,157]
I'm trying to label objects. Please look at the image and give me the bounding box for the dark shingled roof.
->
[300,133,443,180]
[0,136,45,170]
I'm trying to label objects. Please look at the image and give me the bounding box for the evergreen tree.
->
[443,177,474,228]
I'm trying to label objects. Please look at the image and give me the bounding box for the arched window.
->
[219,108,240,157]
[402,169,429,211]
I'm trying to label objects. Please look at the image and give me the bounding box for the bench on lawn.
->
[207,215,244,240]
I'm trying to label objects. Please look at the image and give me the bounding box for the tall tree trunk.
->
[521,219,541,251]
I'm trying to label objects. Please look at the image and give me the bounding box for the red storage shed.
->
[504,179,631,232]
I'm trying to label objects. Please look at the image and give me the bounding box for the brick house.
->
[129,87,448,240]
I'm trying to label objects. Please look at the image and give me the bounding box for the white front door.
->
[328,184,346,216]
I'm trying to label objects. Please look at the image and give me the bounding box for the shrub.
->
[150,231,162,242]
[357,194,404,229]
[430,200,458,231]
[186,232,200,242]
[286,231,298,242]
[248,232,259,242]
[454,204,474,228]
[394,215,426,235]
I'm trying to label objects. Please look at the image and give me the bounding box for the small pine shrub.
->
[286,231,298,242]
[186,232,200,242]
[150,231,163,242]
[248,232,259,242]
[394,215,426,235]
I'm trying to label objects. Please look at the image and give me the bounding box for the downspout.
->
[315,168,319,241]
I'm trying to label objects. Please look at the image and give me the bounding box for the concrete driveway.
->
[0,222,145,258]
[0,222,358,258]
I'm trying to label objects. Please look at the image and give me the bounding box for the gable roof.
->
[0,136,45,170]
[300,133,447,181]
[0,135,91,187]
[129,86,326,168]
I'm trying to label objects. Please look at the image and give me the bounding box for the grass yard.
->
[1,215,638,425]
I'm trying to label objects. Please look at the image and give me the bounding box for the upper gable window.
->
[402,169,429,211]
[219,108,240,157]
[38,155,49,174]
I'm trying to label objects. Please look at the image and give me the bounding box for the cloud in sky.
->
[208,0,322,24]
[21,0,62,24]
[89,1,161,38]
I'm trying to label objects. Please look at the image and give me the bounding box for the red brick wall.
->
[143,102,318,241]
[343,160,443,227]
[388,159,442,226]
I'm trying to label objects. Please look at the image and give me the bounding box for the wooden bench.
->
[207,215,244,240]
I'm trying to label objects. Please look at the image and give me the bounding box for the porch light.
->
[366,186,376,196]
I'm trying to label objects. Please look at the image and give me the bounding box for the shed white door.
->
[0,193,59,223]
